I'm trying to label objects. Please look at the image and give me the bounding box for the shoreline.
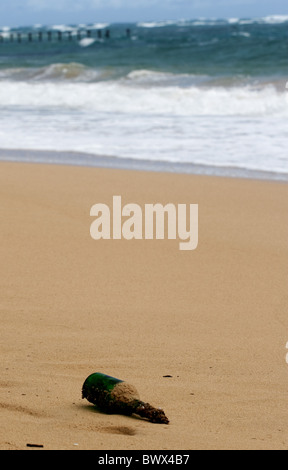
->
[0,148,287,183]
[1,161,288,450]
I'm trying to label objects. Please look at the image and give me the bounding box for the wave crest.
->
[0,79,286,117]
[0,63,106,82]
[34,63,87,80]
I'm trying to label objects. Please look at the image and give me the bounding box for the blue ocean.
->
[0,16,287,179]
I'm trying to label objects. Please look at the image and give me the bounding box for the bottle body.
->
[82,372,140,415]
[82,372,169,424]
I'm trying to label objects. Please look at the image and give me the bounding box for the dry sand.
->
[1,161,288,450]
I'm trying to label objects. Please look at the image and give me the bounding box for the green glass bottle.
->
[82,372,169,424]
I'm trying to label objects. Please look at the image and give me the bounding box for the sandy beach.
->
[1,161,288,450]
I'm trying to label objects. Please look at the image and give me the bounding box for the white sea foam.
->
[0,31,11,39]
[262,15,288,24]
[0,26,11,32]
[144,16,288,27]
[0,73,287,175]
[92,23,110,29]
[236,15,288,24]
[79,38,97,48]
[228,15,288,24]
[137,20,175,28]
[0,80,286,116]
[51,24,77,32]
[126,69,190,85]
[0,106,287,175]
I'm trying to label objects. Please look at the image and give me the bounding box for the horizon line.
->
[1,13,288,29]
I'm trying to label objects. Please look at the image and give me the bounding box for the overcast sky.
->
[0,0,288,27]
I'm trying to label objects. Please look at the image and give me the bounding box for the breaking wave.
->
[0,75,286,117]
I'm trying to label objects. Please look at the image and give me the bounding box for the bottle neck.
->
[131,400,169,424]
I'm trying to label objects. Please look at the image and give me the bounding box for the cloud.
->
[27,0,163,10]
[26,0,213,11]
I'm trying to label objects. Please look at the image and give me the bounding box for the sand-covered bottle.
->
[82,372,169,424]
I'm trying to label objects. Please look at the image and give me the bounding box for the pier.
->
[0,28,131,44]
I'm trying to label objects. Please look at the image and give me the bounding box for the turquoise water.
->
[1,19,288,78]
[0,17,287,178]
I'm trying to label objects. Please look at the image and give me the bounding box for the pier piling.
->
[0,27,123,44]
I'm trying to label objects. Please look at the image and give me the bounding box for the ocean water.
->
[0,17,288,179]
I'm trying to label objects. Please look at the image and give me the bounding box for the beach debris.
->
[163,375,173,378]
[82,372,169,424]
[26,443,44,448]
